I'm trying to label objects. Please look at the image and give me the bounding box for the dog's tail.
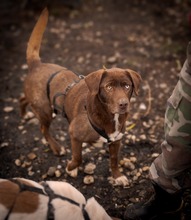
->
[26,8,49,68]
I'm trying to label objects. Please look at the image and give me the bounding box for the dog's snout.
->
[119,98,128,108]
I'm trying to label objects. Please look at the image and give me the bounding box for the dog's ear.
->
[126,69,142,95]
[84,70,105,94]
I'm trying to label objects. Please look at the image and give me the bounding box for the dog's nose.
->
[119,98,128,109]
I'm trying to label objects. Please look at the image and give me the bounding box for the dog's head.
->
[85,67,142,114]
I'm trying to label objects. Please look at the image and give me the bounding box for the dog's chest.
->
[94,114,124,146]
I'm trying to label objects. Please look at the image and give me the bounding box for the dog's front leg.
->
[66,139,82,178]
[109,140,129,186]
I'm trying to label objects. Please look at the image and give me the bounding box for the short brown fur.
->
[20,8,141,185]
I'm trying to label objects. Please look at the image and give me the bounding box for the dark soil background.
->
[0,0,190,219]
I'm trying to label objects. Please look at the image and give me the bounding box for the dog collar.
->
[85,105,112,143]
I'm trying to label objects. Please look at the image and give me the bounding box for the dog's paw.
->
[108,175,129,187]
[65,167,78,177]
[59,146,66,156]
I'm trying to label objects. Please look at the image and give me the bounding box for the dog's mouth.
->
[111,106,129,115]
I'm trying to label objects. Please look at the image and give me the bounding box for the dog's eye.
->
[124,84,130,90]
[106,85,113,91]
[105,84,113,91]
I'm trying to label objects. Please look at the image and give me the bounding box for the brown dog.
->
[20,8,141,186]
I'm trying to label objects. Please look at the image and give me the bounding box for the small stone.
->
[129,197,139,203]
[41,138,48,145]
[124,161,135,170]
[34,137,40,141]
[4,106,14,113]
[15,159,21,166]
[27,152,37,160]
[55,170,62,177]
[60,136,65,141]
[21,64,28,70]
[24,111,34,120]
[151,153,159,158]
[1,142,9,148]
[150,138,158,144]
[77,56,84,64]
[130,157,137,163]
[47,167,56,177]
[99,149,106,154]
[107,56,117,64]
[57,165,62,169]
[84,163,96,174]
[21,161,32,168]
[83,175,94,184]
[28,170,34,176]
[139,103,147,110]
[18,125,24,130]
[27,118,39,125]
[133,176,138,181]
[140,134,146,140]
[142,166,150,172]
[42,173,47,179]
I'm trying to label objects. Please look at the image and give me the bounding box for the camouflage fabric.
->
[149,53,191,193]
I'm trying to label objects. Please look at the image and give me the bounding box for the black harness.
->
[46,69,84,118]
[6,179,90,220]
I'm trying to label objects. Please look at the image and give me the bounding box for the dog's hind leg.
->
[19,96,29,117]
[31,105,66,156]
[41,122,66,156]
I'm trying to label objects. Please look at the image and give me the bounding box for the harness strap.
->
[7,179,90,220]
[46,69,64,103]
[85,105,111,143]
[46,70,84,118]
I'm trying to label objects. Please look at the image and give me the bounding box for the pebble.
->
[55,170,62,178]
[27,152,37,160]
[47,167,56,177]
[140,134,146,140]
[139,103,147,110]
[4,106,14,113]
[24,111,34,120]
[77,56,84,64]
[28,170,34,176]
[21,161,32,168]
[41,138,48,145]
[130,157,137,163]
[142,166,150,172]
[151,153,159,158]
[1,142,9,148]
[27,118,39,125]
[18,125,24,130]
[107,56,117,64]
[83,175,94,184]
[124,161,135,170]
[15,159,21,166]
[42,174,47,179]
[21,64,28,70]
[84,163,96,174]
[129,197,140,203]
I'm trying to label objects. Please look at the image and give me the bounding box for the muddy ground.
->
[0,0,190,219]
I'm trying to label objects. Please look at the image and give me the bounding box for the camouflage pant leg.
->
[149,61,191,193]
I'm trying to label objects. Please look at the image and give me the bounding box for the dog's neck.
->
[86,94,128,138]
